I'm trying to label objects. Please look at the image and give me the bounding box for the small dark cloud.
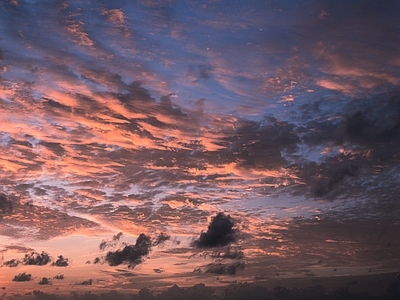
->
[38,277,51,285]
[191,213,237,248]
[93,257,102,264]
[78,279,93,286]
[22,251,51,266]
[211,247,245,260]
[12,272,32,282]
[104,233,151,268]
[3,258,19,267]
[195,261,245,275]
[152,232,170,246]
[51,255,69,267]
[54,274,64,280]
[99,232,123,250]
[153,268,164,273]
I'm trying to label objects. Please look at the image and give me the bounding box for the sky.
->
[0,0,399,298]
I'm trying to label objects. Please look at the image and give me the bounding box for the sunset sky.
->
[0,0,399,298]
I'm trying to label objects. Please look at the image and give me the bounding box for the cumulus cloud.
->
[104,233,152,268]
[22,251,51,266]
[2,258,19,267]
[51,255,69,267]
[191,213,237,248]
[12,272,32,282]
[54,274,64,280]
[38,277,51,285]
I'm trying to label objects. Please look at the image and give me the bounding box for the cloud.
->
[77,279,93,286]
[195,261,245,275]
[51,255,69,267]
[222,117,299,170]
[12,272,32,282]
[22,251,51,266]
[312,165,358,197]
[152,232,170,246]
[0,193,13,214]
[191,213,237,248]
[99,232,123,251]
[2,258,19,267]
[54,274,64,280]
[211,247,245,260]
[38,277,51,285]
[104,233,152,268]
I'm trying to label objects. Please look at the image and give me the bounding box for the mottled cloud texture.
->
[0,0,399,297]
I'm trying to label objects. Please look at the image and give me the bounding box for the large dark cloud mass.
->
[191,213,237,248]
[105,233,152,268]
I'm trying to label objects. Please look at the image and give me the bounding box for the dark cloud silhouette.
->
[152,232,170,246]
[22,251,51,266]
[38,277,51,285]
[99,232,123,251]
[51,255,69,267]
[54,274,64,280]
[77,279,93,286]
[191,213,237,248]
[196,261,245,275]
[211,247,245,260]
[222,117,299,170]
[93,257,102,264]
[12,272,32,282]
[105,233,152,268]
[3,258,19,267]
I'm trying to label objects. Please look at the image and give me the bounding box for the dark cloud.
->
[77,279,93,286]
[222,117,299,170]
[191,213,237,248]
[54,274,64,280]
[195,261,245,275]
[22,251,51,266]
[51,255,69,267]
[152,232,170,246]
[99,232,123,251]
[12,272,32,282]
[104,233,152,268]
[342,92,400,152]
[211,247,245,260]
[312,165,358,197]
[2,258,19,267]
[38,277,51,285]
[0,193,13,214]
